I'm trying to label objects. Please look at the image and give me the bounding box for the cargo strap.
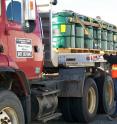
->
[69,16,90,36]
[94,19,107,29]
[69,16,98,47]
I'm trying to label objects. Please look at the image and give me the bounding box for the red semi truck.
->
[0,0,115,124]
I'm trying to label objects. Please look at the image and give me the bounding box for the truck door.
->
[5,0,43,79]
[5,0,26,67]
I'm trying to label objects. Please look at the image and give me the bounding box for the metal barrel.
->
[75,15,84,48]
[52,11,75,48]
[107,30,113,50]
[84,26,93,49]
[101,29,107,50]
[113,32,117,50]
[97,28,101,40]
[93,28,101,49]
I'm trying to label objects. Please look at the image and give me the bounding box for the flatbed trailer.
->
[36,2,116,123]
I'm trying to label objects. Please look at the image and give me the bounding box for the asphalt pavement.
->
[32,114,117,124]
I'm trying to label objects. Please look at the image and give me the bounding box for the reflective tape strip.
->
[112,64,117,70]
[112,67,117,70]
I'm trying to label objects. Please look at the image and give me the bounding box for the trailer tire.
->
[103,75,115,114]
[95,75,115,114]
[59,97,73,122]
[71,78,98,122]
[0,90,25,124]
[94,76,105,113]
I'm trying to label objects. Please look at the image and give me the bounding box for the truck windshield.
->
[5,0,21,23]
[0,0,1,16]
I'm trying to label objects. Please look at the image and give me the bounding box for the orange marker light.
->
[30,1,33,10]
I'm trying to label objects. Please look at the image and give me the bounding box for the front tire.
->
[0,90,25,124]
[71,78,98,123]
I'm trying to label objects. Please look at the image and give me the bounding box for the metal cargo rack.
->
[52,48,106,67]
[52,48,117,67]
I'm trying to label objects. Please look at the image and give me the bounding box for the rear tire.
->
[71,78,98,123]
[95,75,115,114]
[0,90,25,124]
[94,76,105,113]
[103,75,115,114]
[58,97,73,122]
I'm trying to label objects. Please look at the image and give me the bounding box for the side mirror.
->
[22,0,36,33]
[22,20,36,33]
[50,0,57,5]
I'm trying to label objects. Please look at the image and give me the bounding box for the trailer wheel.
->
[0,90,25,124]
[103,75,115,114]
[95,75,115,114]
[71,78,98,122]
[59,97,73,122]
[94,76,105,113]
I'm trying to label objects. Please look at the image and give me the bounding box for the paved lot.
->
[32,114,117,124]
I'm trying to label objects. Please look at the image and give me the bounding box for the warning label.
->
[16,38,32,58]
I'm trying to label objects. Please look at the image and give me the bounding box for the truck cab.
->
[0,1,45,124]
[0,0,43,79]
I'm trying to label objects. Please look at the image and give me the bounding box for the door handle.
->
[0,44,4,53]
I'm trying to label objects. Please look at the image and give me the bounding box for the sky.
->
[36,0,117,25]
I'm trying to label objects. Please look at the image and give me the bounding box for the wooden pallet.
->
[104,50,117,54]
[54,48,117,54]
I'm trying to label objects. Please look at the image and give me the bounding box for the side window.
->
[6,0,21,23]
[0,0,1,16]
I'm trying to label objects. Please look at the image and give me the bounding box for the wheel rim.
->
[0,107,19,124]
[87,87,96,114]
